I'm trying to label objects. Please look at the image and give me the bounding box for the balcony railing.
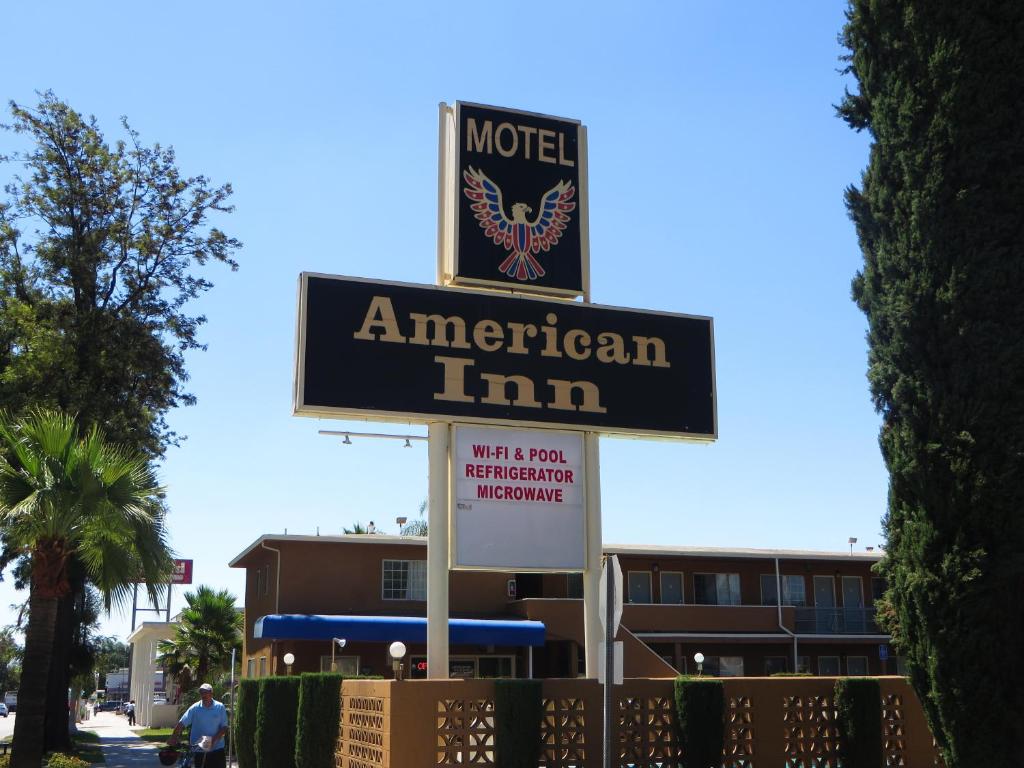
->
[795,606,881,634]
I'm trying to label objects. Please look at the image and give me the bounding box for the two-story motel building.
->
[230,534,895,681]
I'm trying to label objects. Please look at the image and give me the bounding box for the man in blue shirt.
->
[169,683,228,768]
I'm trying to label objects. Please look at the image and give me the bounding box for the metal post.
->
[130,583,139,631]
[583,433,603,676]
[427,422,450,679]
[227,647,236,767]
[166,582,172,622]
[603,554,614,768]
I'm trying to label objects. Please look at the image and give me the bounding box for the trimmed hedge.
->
[255,676,300,768]
[494,680,542,768]
[673,676,724,768]
[834,677,882,768]
[295,673,344,768]
[234,678,259,768]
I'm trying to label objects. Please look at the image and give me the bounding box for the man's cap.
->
[199,683,213,692]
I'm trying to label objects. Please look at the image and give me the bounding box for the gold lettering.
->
[540,313,562,358]
[632,336,670,368]
[538,129,556,164]
[480,373,542,408]
[506,322,537,354]
[409,313,471,349]
[517,125,537,159]
[473,319,504,352]
[564,329,591,361]
[495,122,518,158]
[433,356,475,403]
[547,379,607,413]
[352,296,407,343]
[558,132,575,167]
[466,118,492,154]
[596,332,631,364]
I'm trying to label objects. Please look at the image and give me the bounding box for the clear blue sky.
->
[0,1,884,641]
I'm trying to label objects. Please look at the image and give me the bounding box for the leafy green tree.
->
[839,2,1024,764]
[156,585,241,698]
[0,91,239,748]
[401,499,428,536]
[0,91,240,457]
[0,409,172,767]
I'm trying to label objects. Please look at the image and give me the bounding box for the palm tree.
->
[0,409,172,768]
[157,586,241,698]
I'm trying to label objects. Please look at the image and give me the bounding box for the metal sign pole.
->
[603,555,614,768]
[426,422,450,678]
[583,434,603,676]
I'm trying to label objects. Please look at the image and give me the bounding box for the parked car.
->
[0,702,8,717]
[96,700,120,712]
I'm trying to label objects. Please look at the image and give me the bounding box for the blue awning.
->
[253,614,546,647]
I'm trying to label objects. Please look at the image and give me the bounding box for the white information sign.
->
[451,425,585,571]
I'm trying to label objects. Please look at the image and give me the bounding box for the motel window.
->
[818,656,840,676]
[760,574,807,606]
[847,656,869,676]
[382,560,427,600]
[255,564,270,598]
[659,572,684,604]
[704,655,744,677]
[627,571,652,603]
[797,656,811,674]
[246,659,255,678]
[567,573,584,599]
[320,656,360,675]
[694,573,741,605]
[259,657,267,677]
[764,656,788,676]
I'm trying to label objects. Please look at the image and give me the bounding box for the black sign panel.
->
[454,103,584,296]
[296,274,716,439]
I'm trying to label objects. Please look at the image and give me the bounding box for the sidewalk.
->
[78,712,236,767]
[78,711,158,767]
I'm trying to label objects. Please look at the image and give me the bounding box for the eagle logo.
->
[463,166,576,281]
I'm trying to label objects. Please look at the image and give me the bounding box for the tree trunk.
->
[11,590,58,768]
[44,593,73,752]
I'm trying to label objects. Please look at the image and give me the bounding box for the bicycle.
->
[158,742,218,767]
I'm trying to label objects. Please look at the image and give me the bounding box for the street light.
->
[283,652,295,676]
[331,638,347,672]
[389,641,407,681]
[693,652,705,677]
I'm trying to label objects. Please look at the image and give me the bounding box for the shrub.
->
[834,678,882,768]
[234,678,260,768]
[45,755,90,768]
[673,676,724,768]
[255,676,300,768]
[494,680,542,768]
[295,673,344,768]
[0,754,9,768]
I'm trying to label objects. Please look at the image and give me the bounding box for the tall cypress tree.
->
[839,3,1024,765]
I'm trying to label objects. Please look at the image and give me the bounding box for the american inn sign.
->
[295,273,716,439]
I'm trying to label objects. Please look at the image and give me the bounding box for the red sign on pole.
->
[171,559,193,585]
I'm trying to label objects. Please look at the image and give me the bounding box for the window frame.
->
[658,571,685,604]
[846,656,869,676]
[382,559,427,601]
[319,655,361,674]
[626,570,653,604]
[818,655,840,676]
[693,572,741,605]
